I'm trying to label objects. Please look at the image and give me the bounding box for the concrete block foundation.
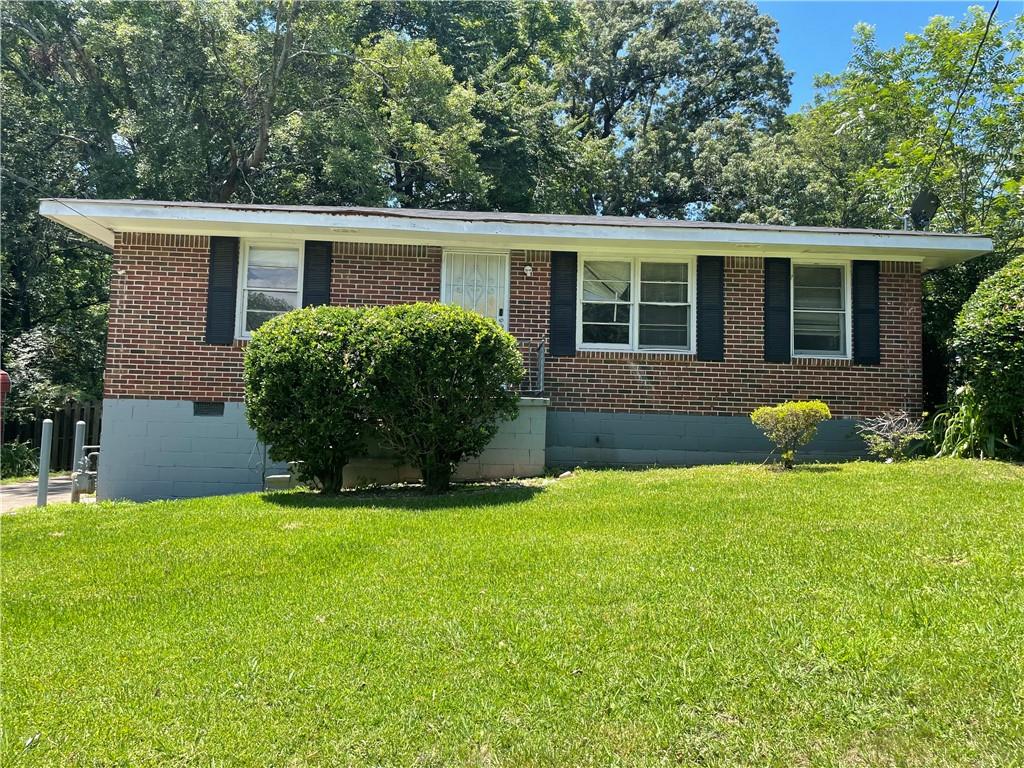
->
[98,399,865,502]
[97,397,550,501]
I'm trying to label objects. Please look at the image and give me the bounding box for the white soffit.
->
[39,198,994,271]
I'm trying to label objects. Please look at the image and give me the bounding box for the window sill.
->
[792,352,850,360]
[790,355,852,366]
[575,347,697,360]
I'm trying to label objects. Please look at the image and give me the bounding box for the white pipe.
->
[71,420,86,503]
[37,419,53,507]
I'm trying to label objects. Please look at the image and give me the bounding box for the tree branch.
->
[216,0,301,201]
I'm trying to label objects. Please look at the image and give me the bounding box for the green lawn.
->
[3,460,1023,766]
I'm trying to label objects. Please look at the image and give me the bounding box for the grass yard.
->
[2,459,1023,766]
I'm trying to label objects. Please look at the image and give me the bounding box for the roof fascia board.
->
[39,199,992,269]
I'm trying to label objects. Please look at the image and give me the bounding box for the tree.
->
[560,0,790,216]
[694,10,1023,407]
[338,32,489,208]
[802,14,1024,406]
[1,12,115,413]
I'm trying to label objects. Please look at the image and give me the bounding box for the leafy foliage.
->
[243,304,524,494]
[750,401,832,468]
[693,12,1024,405]
[243,307,369,494]
[931,384,1003,459]
[949,256,1024,447]
[561,0,789,217]
[856,410,927,462]
[0,439,38,478]
[358,303,524,493]
[0,311,107,423]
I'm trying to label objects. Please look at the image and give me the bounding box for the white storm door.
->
[441,249,510,329]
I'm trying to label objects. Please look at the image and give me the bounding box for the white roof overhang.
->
[39,198,993,272]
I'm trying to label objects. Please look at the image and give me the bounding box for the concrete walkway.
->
[1,477,74,513]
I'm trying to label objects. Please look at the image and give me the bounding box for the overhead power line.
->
[1,169,112,251]
[925,0,1000,178]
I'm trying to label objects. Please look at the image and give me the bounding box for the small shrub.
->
[856,410,927,462]
[750,400,831,468]
[931,384,1002,459]
[243,306,369,494]
[359,303,524,493]
[950,255,1024,448]
[1,440,39,478]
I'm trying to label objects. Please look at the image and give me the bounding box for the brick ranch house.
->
[42,199,991,501]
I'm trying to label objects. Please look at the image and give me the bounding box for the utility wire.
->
[1,168,114,249]
[924,0,1000,178]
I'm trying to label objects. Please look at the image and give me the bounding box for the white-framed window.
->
[791,262,850,358]
[577,256,694,352]
[236,240,303,339]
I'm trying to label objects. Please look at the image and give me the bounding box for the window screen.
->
[793,265,846,355]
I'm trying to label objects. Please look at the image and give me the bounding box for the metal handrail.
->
[534,340,545,394]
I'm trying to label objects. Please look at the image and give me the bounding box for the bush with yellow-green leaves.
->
[750,400,831,468]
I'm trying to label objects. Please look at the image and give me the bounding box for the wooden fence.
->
[3,401,102,471]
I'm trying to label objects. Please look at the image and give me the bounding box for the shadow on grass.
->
[790,464,843,473]
[260,478,551,511]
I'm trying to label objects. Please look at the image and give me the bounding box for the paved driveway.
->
[1,477,74,513]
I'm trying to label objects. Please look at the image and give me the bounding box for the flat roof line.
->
[38,197,989,240]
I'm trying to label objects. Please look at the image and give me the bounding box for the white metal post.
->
[70,420,86,503]
[37,419,53,507]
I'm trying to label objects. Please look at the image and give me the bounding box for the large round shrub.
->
[359,303,525,493]
[244,306,368,493]
[950,255,1024,435]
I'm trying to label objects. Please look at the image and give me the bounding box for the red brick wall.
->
[509,250,551,388]
[106,236,446,401]
[106,233,245,401]
[543,256,922,417]
[106,235,922,417]
[331,242,441,305]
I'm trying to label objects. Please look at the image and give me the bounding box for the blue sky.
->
[755,1,1007,111]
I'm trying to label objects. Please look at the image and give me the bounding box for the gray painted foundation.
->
[342,397,548,488]
[99,399,863,502]
[97,397,549,502]
[546,410,865,468]
[97,399,282,501]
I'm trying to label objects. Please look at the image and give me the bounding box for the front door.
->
[441,249,510,329]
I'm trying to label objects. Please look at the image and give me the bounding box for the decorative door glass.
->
[442,250,509,328]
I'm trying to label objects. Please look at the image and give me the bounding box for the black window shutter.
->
[549,251,577,357]
[852,260,881,365]
[696,255,725,361]
[763,257,791,362]
[205,236,239,345]
[302,241,332,307]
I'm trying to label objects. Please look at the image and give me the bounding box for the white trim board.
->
[39,198,994,272]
